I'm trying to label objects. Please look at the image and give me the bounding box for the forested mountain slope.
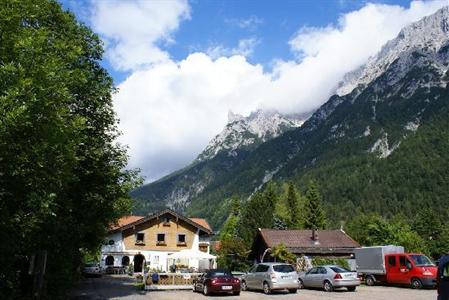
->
[133,7,449,229]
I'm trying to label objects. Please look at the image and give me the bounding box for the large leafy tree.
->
[346,213,427,253]
[303,181,326,229]
[0,0,139,297]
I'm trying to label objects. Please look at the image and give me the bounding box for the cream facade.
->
[100,209,214,273]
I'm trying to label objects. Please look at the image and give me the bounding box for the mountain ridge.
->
[132,7,449,229]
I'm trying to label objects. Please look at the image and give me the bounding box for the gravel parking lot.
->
[69,275,437,300]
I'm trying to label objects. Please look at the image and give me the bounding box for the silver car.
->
[241,263,299,294]
[298,265,360,292]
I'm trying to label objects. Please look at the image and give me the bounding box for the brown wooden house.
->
[251,228,360,262]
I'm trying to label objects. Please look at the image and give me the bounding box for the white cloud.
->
[225,15,264,30]
[92,0,447,181]
[90,0,190,71]
[206,38,260,59]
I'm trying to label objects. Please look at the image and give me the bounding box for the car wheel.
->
[241,280,248,291]
[347,286,356,292]
[323,280,333,292]
[263,282,271,294]
[298,279,304,289]
[192,284,197,292]
[288,289,297,293]
[411,278,423,289]
[203,285,210,296]
[365,275,375,286]
[233,291,240,296]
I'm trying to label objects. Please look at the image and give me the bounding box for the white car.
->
[82,263,102,277]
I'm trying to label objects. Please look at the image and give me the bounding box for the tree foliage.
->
[0,1,140,297]
[346,213,427,254]
[238,183,277,247]
[216,239,250,272]
[271,243,296,264]
[304,181,326,229]
[285,182,303,228]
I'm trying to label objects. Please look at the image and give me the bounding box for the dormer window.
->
[135,233,145,245]
[163,217,170,226]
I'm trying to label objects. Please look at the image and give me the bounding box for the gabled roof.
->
[257,229,359,254]
[110,215,144,231]
[109,209,213,235]
[189,218,212,232]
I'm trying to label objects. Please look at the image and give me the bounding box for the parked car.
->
[82,263,102,277]
[298,265,360,292]
[355,246,437,288]
[241,263,299,294]
[231,271,246,286]
[193,269,240,296]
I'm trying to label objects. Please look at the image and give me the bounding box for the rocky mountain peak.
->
[337,6,449,96]
[196,109,304,162]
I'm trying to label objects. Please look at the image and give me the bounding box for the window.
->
[399,256,406,266]
[273,264,295,273]
[319,267,327,274]
[163,217,170,226]
[157,233,166,245]
[135,233,145,244]
[409,255,434,267]
[256,264,269,272]
[307,268,318,275]
[388,256,396,267]
[153,256,159,264]
[177,234,186,245]
[330,266,350,273]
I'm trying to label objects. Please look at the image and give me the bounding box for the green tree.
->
[286,182,302,228]
[413,208,449,259]
[238,183,277,246]
[271,243,296,264]
[304,181,326,229]
[219,197,242,241]
[217,239,250,271]
[0,1,140,297]
[346,213,426,253]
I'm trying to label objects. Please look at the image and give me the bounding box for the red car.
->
[193,269,241,296]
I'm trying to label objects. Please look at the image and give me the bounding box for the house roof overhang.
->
[109,208,213,235]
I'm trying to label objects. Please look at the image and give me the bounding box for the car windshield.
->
[330,266,351,273]
[273,264,295,273]
[84,263,97,267]
[210,271,233,277]
[410,255,435,266]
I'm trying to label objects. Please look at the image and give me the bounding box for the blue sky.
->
[62,0,413,83]
[59,0,447,182]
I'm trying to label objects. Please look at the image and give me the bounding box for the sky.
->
[60,0,448,182]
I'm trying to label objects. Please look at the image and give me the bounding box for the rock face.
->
[337,6,449,96]
[196,110,303,162]
[132,7,449,229]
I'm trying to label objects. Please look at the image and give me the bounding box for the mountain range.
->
[131,7,449,229]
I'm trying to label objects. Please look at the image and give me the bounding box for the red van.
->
[355,246,437,288]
